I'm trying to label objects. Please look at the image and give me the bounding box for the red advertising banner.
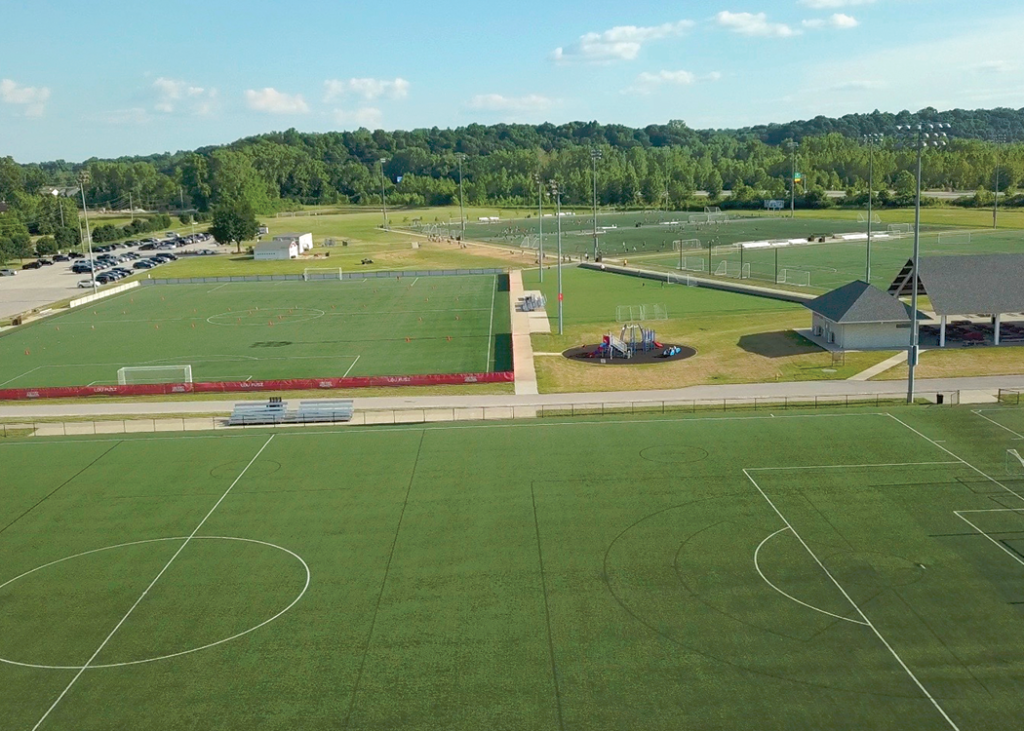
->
[0,371,514,401]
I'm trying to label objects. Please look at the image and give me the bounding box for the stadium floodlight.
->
[77,170,96,294]
[591,148,603,260]
[456,153,467,237]
[989,130,1013,229]
[862,133,884,282]
[785,139,798,219]
[378,158,389,231]
[550,179,563,335]
[895,121,951,404]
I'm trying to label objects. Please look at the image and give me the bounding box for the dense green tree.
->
[210,200,259,253]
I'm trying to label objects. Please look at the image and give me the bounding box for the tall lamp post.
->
[535,173,544,282]
[378,158,389,231]
[77,171,96,293]
[862,133,884,282]
[896,122,949,404]
[785,139,798,218]
[590,148,602,260]
[456,153,466,238]
[550,180,563,335]
[990,131,1010,229]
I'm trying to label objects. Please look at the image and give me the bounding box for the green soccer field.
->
[3,405,1024,729]
[0,275,511,389]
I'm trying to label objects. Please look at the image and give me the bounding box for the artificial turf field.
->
[0,275,510,389]
[3,405,1024,730]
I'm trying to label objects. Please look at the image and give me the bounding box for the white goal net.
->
[680,256,706,272]
[887,223,912,237]
[857,212,882,223]
[303,267,344,281]
[666,272,697,287]
[117,365,193,385]
[780,269,811,287]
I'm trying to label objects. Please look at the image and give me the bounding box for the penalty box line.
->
[743,467,961,731]
[30,434,276,731]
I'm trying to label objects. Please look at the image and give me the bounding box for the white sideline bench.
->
[227,399,354,426]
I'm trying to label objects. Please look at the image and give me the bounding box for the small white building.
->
[254,239,299,260]
[803,280,920,350]
[273,232,313,252]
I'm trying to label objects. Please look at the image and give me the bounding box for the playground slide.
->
[607,334,630,358]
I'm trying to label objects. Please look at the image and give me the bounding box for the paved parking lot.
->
[0,239,219,321]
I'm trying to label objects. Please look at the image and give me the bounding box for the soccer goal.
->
[520,235,540,250]
[666,272,697,287]
[673,238,702,252]
[681,257,706,272]
[303,267,344,281]
[715,260,743,278]
[887,223,912,236]
[117,365,193,385]
[1007,449,1024,476]
[644,304,669,320]
[857,212,882,224]
[779,269,811,287]
[741,262,751,280]
[616,305,644,323]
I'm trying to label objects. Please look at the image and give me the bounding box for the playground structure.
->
[593,323,663,359]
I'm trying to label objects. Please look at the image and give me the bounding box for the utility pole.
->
[590,148,602,260]
[863,134,883,282]
[535,173,544,282]
[129,192,134,222]
[896,122,949,404]
[550,180,563,335]
[378,158,389,230]
[456,153,466,238]
[78,171,96,294]
[786,139,797,219]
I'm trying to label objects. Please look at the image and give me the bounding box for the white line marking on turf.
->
[744,468,961,731]
[0,535,309,670]
[0,366,45,388]
[206,282,230,293]
[342,355,360,378]
[886,413,1024,504]
[409,277,419,287]
[747,461,960,472]
[753,527,868,626]
[30,434,276,731]
[972,409,1024,440]
[485,276,497,372]
[954,512,1024,569]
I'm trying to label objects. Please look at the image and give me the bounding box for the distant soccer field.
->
[0,275,510,389]
[3,405,1024,729]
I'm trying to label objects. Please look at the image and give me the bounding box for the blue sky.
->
[2,0,1023,162]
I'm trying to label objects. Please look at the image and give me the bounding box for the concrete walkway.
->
[508,270,539,395]
[3,374,1023,420]
[847,351,909,381]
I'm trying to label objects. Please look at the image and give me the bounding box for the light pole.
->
[378,158,389,230]
[78,171,96,293]
[456,153,466,238]
[785,139,797,218]
[535,173,544,282]
[990,131,1010,229]
[550,180,563,335]
[590,148,602,260]
[896,122,949,404]
[862,133,884,282]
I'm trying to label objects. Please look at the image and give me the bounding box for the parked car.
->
[133,260,156,270]
[77,279,94,288]
[53,254,70,262]
[21,261,42,270]
[68,251,84,259]
[0,268,15,276]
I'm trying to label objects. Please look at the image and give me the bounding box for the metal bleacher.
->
[227,398,354,426]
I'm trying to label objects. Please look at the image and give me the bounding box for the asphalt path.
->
[2,374,1022,419]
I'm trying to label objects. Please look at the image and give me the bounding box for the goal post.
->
[117,365,193,385]
[780,269,811,287]
[681,257,705,272]
[887,223,911,235]
[303,267,344,281]
[857,212,882,224]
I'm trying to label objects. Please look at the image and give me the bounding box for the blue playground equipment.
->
[591,325,664,359]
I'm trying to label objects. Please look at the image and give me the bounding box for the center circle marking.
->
[0,536,310,670]
[206,308,324,326]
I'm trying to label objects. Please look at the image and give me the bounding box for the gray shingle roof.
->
[889,254,1024,315]
[804,280,918,324]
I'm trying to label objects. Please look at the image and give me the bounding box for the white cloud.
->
[468,94,554,112]
[323,77,410,102]
[152,77,217,115]
[825,79,885,91]
[98,107,150,125]
[244,88,309,114]
[803,13,859,29]
[800,0,876,7]
[716,11,800,37]
[552,20,693,63]
[332,107,384,128]
[0,79,51,117]
[973,60,1017,74]
[623,70,721,95]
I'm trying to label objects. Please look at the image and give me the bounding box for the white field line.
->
[30,434,276,731]
[753,527,868,626]
[324,308,490,316]
[954,512,1024,570]
[342,355,360,378]
[972,409,1024,440]
[486,276,497,372]
[747,461,960,472]
[409,277,419,287]
[743,468,961,731]
[886,413,1024,504]
[0,366,46,388]
[206,283,230,294]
